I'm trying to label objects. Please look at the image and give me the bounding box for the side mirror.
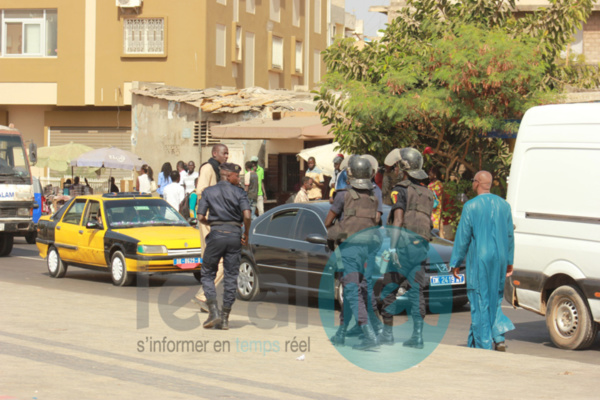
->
[86,220,100,230]
[29,142,37,165]
[188,218,198,226]
[306,233,328,245]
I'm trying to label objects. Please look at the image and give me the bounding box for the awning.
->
[210,116,334,140]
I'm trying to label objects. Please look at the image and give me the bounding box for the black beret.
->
[220,162,241,173]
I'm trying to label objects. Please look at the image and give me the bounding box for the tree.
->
[316,0,598,178]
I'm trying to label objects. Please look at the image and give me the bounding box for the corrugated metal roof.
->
[131,85,318,114]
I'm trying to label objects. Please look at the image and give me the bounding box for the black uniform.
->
[381,179,431,324]
[197,180,250,308]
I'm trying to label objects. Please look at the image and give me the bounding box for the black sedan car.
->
[238,202,467,311]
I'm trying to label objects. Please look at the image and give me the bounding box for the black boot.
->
[377,318,394,345]
[219,306,231,330]
[203,298,221,329]
[403,320,424,349]
[370,311,383,337]
[330,325,347,346]
[353,324,380,351]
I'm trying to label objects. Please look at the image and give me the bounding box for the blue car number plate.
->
[430,274,465,286]
[173,257,202,265]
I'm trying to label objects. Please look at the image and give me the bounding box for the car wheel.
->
[111,251,134,286]
[47,246,68,278]
[25,232,37,245]
[193,271,202,283]
[0,234,14,257]
[237,257,265,301]
[546,285,598,350]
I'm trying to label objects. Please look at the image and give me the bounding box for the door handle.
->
[79,230,84,234]
[56,226,61,230]
[290,249,296,252]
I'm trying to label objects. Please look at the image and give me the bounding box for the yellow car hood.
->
[113,226,201,247]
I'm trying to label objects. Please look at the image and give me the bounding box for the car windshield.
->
[0,134,31,183]
[104,198,189,229]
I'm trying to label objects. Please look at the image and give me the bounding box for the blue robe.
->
[449,193,515,349]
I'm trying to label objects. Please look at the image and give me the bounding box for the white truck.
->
[0,125,37,256]
[505,103,600,350]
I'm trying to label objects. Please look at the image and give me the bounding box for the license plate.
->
[173,257,202,267]
[430,274,465,286]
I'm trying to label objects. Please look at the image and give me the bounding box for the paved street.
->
[1,238,599,399]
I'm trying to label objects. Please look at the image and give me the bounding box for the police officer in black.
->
[197,162,252,330]
[380,148,434,349]
[325,155,381,351]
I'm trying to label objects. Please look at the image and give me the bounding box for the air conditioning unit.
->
[116,0,142,7]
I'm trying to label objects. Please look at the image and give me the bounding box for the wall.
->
[584,12,600,63]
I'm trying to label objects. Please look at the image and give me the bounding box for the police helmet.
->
[384,147,428,180]
[347,155,374,190]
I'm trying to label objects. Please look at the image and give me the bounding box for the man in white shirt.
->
[183,160,199,194]
[163,171,186,210]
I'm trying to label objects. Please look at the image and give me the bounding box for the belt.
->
[209,221,242,227]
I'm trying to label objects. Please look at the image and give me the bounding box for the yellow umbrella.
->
[36,142,94,172]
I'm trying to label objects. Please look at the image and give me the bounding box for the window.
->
[1,9,57,57]
[123,18,165,55]
[246,0,255,14]
[62,199,87,225]
[83,201,103,228]
[217,0,227,4]
[293,0,300,27]
[264,210,299,239]
[216,24,226,66]
[294,210,325,241]
[313,49,321,83]
[314,0,321,34]
[193,121,221,146]
[271,35,283,69]
[295,41,303,73]
[234,25,242,62]
[270,0,281,23]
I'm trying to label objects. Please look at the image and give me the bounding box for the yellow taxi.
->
[36,192,202,286]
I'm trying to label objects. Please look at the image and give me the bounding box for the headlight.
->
[137,245,167,254]
[17,208,29,217]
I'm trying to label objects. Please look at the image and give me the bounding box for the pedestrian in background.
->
[330,154,345,197]
[183,160,198,194]
[449,170,515,351]
[294,176,313,203]
[109,177,119,194]
[163,170,185,210]
[137,164,151,193]
[197,162,251,330]
[244,161,258,219]
[70,176,85,196]
[428,166,443,231]
[194,144,229,312]
[305,157,325,200]
[157,162,172,198]
[177,160,188,188]
[250,156,266,216]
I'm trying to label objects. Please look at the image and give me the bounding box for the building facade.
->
[0,0,349,177]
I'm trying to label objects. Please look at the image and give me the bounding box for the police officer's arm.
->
[196,194,210,226]
[324,210,338,229]
[241,209,251,245]
[389,208,404,249]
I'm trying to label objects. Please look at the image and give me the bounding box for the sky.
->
[345,0,389,38]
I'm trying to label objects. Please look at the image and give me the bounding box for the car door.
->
[251,209,300,289]
[291,209,332,295]
[54,198,87,262]
[78,200,107,267]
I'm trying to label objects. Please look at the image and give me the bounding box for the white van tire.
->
[546,285,598,350]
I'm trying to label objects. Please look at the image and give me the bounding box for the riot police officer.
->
[325,155,381,351]
[380,148,434,348]
[197,162,252,330]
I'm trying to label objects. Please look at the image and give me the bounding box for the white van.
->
[505,103,600,350]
